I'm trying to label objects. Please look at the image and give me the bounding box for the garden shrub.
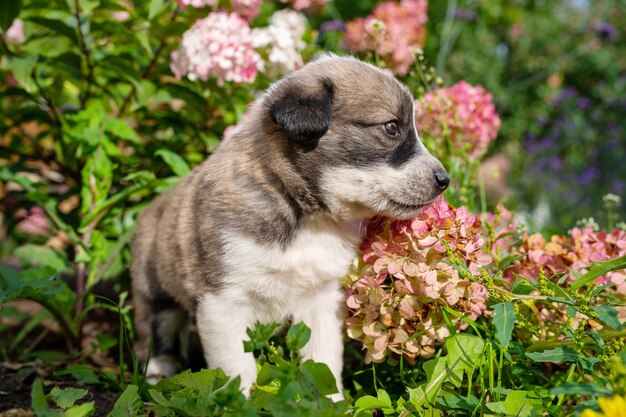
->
[0,0,625,416]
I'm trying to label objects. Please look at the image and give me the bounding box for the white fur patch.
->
[146,354,177,384]
[195,214,363,398]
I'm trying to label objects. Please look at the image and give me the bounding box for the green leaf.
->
[492,302,516,349]
[31,378,53,417]
[64,402,95,417]
[14,245,68,272]
[569,255,626,290]
[0,0,21,31]
[300,360,337,396]
[500,390,543,417]
[354,389,393,414]
[551,383,612,396]
[525,346,579,363]
[437,394,479,411]
[103,118,142,143]
[591,304,623,330]
[444,334,485,387]
[155,149,191,177]
[148,0,169,20]
[25,16,78,42]
[286,321,312,352]
[3,56,38,93]
[107,385,143,417]
[48,386,88,409]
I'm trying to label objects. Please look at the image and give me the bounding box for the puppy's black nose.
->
[434,171,450,191]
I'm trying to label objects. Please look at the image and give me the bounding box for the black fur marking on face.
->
[270,80,334,147]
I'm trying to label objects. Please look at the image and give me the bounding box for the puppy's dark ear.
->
[270,80,333,146]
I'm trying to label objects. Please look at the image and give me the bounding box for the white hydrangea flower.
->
[252,10,307,75]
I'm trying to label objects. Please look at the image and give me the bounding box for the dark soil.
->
[0,365,118,416]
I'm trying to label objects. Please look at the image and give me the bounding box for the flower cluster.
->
[170,12,262,84]
[344,0,428,75]
[279,0,329,13]
[511,227,626,289]
[415,81,501,160]
[345,196,491,363]
[231,0,262,21]
[252,10,307,75]
[508,226,626,326]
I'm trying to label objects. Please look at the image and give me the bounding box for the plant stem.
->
[118,9,179,116]
[526,329,626,352]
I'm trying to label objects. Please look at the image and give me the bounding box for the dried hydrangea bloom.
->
[344,0,428,75]
[170,12,263,84]
[508,226,626,332]
[415,81,501,160]
[252,10,307,75]
[345,196,491,363]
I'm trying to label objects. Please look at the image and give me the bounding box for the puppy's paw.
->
[145,354,178,384]
[328,391,345,403]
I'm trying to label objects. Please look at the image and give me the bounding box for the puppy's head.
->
[263,55,449,220]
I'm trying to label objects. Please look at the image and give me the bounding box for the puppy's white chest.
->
[222,216,363,304]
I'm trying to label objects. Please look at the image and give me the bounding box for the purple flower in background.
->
[553,87,577,105]
[454,8,477,22]
[320,20,345,32]
[596,22,618,40]
[577,97,592,109]
[577,166,600,185]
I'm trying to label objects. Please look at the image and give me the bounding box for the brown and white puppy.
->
[131,55,449,399]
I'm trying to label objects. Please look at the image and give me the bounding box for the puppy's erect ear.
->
[269,79,333,146]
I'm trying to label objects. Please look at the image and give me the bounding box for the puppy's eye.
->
[383,121,400,137]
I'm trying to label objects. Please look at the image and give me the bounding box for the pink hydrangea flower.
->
[279,0,329,13]
[344,0,428,75]
[345,196,491,363]
[15,206,50,237]
[231,0,262,22]
[415,81,501,160]
[5,19,25,44]
[170,12,263,85]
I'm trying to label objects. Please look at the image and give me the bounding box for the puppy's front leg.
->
[292,283,346,401]
[197,293,257,395]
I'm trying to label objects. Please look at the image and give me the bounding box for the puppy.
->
[131,55,449,399]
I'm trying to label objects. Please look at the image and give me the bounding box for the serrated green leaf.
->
[525,346,579,363]
[155,149,191,177]
[492,302,515,349]
[107,385,143,417]
[48,386,88,409]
